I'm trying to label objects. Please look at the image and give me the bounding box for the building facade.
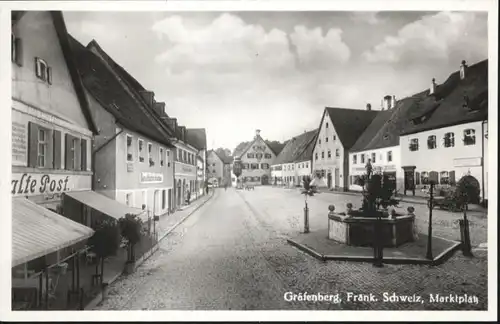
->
[233,130,276,186]
[174,132,199,206]
[207,150,225,187]
[11,11,97,274]
[312,108,378,191]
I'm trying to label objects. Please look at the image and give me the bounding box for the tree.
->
[215,148,232,159]
[87,219,121,285]
[119,214,142,262]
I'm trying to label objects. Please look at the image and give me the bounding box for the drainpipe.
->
[481,120,486,204]
[91,127,124,191]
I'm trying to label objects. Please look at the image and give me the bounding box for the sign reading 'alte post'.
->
[11,173,91,196]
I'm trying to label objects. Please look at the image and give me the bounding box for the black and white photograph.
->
[1,0,497,322]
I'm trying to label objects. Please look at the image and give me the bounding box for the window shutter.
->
[65,134,73,170]
[45,128,53,169]
[47,67,52,85]
[53,130,61,169]
[75,138,82,171]
[35,57,41,78]
[15,38,23,66]
[449,171,456,185]
[415,172,420,185]
[27,122,39,168]
[81,139,88,171]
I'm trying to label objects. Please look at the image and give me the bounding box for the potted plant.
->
[87,219,121,286]
[119,214,143,274]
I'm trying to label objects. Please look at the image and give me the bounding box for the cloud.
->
[289,25,351,69]
[152,13,295,75]
[350,12,384,25]
[362,11,487,64]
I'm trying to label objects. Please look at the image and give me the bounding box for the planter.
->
[328,211,415,247]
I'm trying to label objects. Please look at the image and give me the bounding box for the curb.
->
[287,236,461,266]
[85,192,215,310]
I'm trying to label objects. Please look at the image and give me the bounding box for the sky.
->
[64,10,488,152]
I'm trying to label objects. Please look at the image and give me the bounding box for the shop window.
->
[463,129,476,146]
[371,153,376,163]
[427,135,437,149]
[443,132,455,148]
[35,57,52,84]
[126,135,133,161]
[409,138,419,151]
[421,172,429,185]
[160,147,164,166]
[360,154,365,164]
[387,151,392,162]
[138,139,145,162]
[439,171,450,185]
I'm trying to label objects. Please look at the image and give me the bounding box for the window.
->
[256,153,263,159]
[463,129,476,145]
[327,150,331,158]
[409,138,419,151]
[183,151,187,162]
[70,138,78,169]
[333,135,336,141]
[360,154,365,164]
[64,134,81,171]
[243,163,249,169]
[247,153,255,158]
[387,151,392,162]
[315,153,318,160]
[125,193,133,207]
[126,135,133,161]
[264,153,272,159]
[443,132,455,148]
[319,139,322,145]
[11,34,23,66]
[37,129,47,167]
[251,163,259,170]
[306,162,309,168]
[353,155,357,164]
[148,143,154,166]
[440,171,449,185]
[321,151,325,159]
[162,190,166,209]
[326,122,329,128]
[81,139,87,171]
[325,137,329,143]
[160,147,164,166]
[35,57,52,84]
[421,172,429,185]
[334,149,339,158]
[371,152,376,163]
[427,135,437,149]
[138,139,145,162]
[212,163,216,167]
[261,163,269,169]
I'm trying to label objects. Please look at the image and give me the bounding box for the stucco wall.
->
[12,11,89,130]
[240,136,276,185]
[207,151,224,183]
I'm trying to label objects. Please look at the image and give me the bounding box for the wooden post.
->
[44,268,49,309]
[38,273,42,308]
[100,257,104,286]
[426,182,434,260]
[76,253,80,291]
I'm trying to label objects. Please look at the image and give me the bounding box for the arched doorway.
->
[261,174,269,185]
[176,179,182,207]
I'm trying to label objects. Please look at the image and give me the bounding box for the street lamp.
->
[426,173,439,260]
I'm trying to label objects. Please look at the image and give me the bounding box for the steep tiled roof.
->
[400,59,488,135]
[295,131,318,162]
[325,107,379,149]
[68,35,172,147]
[273,130,318,165]
[186,128,207,151]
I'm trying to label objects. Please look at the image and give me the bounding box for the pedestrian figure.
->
[186,190,191,205]
[224,183,227,191]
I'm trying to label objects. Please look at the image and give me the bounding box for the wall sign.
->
[11,173,91,196]
[140,172,164,183]
[12,121,28,166]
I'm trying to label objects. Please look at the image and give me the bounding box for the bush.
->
[87,220,121,258]
[456,176,481,205]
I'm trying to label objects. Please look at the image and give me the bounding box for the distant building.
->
[312,107,378,191]
[271,130,317,187]
[207,149,234,187]
[186,128,207,198]
[231,130,277,186]
[399,60,488,203]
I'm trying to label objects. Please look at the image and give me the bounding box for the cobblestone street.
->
[94,187,488,310]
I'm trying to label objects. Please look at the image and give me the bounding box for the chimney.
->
[366,103,372,111]
[139,90,155,107]
[460,60,467,80]
[430,78,437,95]
[383,95,392,110]
[255,129,261,138]
[154,102,166,117]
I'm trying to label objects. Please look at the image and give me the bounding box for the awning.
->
[12,198,94,267]
[63,191,147,222]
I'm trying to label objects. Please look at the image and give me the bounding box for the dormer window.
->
[463,129,476,146]
[35,57,52,84]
